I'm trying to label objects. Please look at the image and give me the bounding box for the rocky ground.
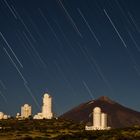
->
[0,119,140,140]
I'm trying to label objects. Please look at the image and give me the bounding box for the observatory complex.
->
[85,107,111,130]
[34,93,53,119]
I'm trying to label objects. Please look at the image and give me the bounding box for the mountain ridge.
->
[60,96,140,128]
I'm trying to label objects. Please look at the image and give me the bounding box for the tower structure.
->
[21,104,31,118]
[33,92,53,120]
[101,113,107,129]
[93,107,101,128]
[42,93,53,119]
[85,107,110,130]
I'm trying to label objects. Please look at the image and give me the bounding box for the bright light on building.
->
[85,107,111,130]
[21,104,32,119]
[33,92,53,119]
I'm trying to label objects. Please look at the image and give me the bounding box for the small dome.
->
[0,112,4,116]
[44,93,50,97]
[0,112,3,114]
[24,104,29,107]
[3,115,8,119]
[93,107,101,113]
[17,113,20,116]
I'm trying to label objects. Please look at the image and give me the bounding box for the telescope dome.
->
[93,107,101,113]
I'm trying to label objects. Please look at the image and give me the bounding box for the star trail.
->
[0,0,140,116]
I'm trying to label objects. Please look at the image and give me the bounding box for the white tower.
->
[42,93,53,119]
[85,106,111,130]
[21,104,32,118]
[93,107,101,128]
[101,113,107,129]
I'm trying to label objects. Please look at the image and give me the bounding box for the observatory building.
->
[0,112,9,120]
[42,93,53,119]
[34,93,53,119]
[85,107,111,130]
[21,104,32,118]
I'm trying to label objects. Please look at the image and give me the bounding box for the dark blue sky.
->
[0,0,140,116]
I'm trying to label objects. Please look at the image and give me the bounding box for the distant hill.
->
[60,96,140,128]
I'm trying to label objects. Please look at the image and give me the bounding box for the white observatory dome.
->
[0,112,4,115]
[3,115,8,119]
[93,107,101,113]
[24,104,29,107]
[44,93,50,97]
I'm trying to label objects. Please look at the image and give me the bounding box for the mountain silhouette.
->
[60,96,140,128]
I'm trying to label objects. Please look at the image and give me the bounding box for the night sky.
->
[0,0,140,116]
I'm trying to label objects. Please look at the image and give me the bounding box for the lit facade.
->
[0,112,9,120]
[21,104,32,118]
[85,107,111,130]
[33,93,53,119]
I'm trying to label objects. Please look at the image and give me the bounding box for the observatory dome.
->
[44,93,50,97]
[0,112,4,116]
[93,107,101,113]
[24,104,29,107]
[0,112,4,119]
